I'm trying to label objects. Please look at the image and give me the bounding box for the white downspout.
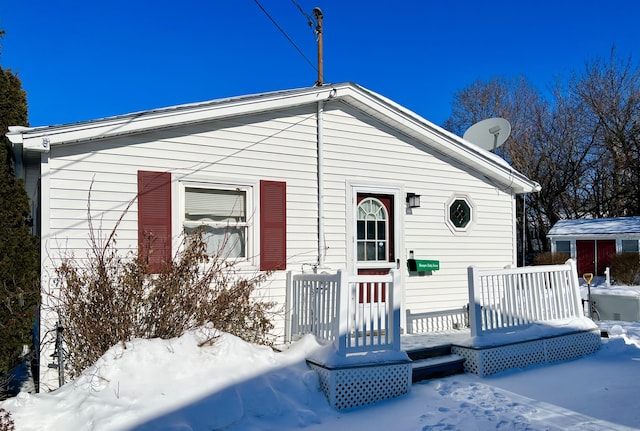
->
[522,194,526,267]
[317,100,325,269]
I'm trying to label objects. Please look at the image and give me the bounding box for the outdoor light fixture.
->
[406,193,421,209]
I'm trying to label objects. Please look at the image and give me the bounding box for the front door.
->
[356,193,396,301]
[577,239,616,276]
[576,240,595,276]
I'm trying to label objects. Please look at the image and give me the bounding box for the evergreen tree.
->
[0,30,39,396]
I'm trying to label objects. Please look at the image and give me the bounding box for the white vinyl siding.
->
[43,102,521,340]
[321,104,517,312]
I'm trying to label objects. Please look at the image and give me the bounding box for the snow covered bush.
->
[53,201,276,379]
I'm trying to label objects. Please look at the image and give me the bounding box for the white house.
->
[548,217,640,276]
[8,82,540,390]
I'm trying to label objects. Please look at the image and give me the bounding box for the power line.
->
[290,0,315,28]
[252,0,318,73]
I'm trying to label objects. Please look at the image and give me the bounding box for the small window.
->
[622,240,639,253]
[183,186,248,258]
[449,198,472,229]
[357,198,388,262]
[556,240,571,254]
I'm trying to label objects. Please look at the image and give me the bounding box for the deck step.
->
[406,344,453,361]
[411,354,465,382]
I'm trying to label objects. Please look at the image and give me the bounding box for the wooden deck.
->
[401,329,471,352]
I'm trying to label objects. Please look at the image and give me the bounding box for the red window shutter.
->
[138,171,172,273]
[260,180,286,271]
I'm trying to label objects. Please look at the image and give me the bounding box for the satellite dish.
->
[463,118,511,152]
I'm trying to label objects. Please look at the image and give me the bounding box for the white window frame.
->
[445,194,475,233]
[179,180,256,265]
[346,182,403,274]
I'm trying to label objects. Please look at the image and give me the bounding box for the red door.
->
[356,193,395,302]
[596,240,616,276]
[576,240,595,276]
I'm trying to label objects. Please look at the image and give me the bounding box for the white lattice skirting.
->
[451,329,601,376]
[307,360,412,410]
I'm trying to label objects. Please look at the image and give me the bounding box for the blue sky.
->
[1,0,638,128]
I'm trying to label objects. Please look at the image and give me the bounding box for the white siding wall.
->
[40,107,323,388]
[39,101,520,388]
[320,103,516,313]
[45,106,322,293]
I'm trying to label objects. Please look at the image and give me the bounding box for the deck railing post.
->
[335,270,349,354]
[468,266,483,337]
[390,268,401,351]
[285,271,293,342]
[566,259,582,318]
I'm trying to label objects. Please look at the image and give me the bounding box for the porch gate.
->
[285,269,401,354]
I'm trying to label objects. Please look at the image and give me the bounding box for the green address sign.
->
[407,259,440,272]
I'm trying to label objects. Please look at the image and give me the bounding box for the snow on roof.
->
[548,216,640,237]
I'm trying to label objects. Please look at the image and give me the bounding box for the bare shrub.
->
[533,252,570,265]
[610,252,640,285]
[0,408,15,431]
[54,211,276,378]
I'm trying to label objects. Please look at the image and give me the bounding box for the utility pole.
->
[313,7,324,86]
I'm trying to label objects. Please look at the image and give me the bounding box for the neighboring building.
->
[7,82,540,389]
[548,217,640,276]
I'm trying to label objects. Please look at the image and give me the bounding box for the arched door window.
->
[357,198,389,262]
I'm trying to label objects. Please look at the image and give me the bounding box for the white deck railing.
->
[286,269,401,355]
[467,259,583,337]
[405,306,469,334]
[285,271,342,342]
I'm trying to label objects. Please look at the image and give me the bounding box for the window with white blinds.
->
[183,186,248,258]
[185,188,246,221]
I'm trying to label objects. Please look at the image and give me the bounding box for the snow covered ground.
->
[2,278,640,430]
[1,318,639,431]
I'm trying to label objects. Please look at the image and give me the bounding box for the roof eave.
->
[9,84,349,152]
[339,84,541,194]
[7,82,540,194]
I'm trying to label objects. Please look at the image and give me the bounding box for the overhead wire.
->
[290,0,315,28]
[252,0,318,73]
